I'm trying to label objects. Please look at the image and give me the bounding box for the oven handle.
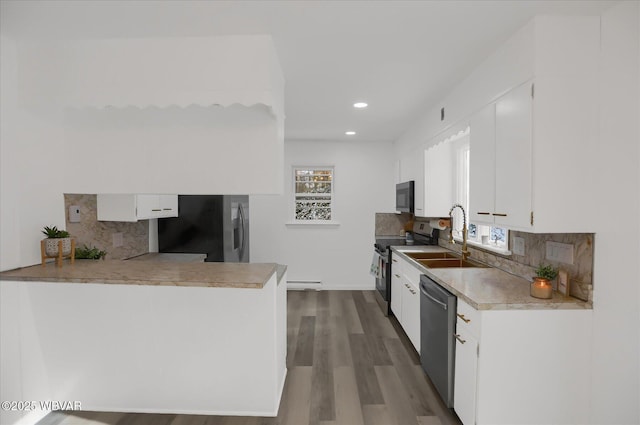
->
[420,283,448,310]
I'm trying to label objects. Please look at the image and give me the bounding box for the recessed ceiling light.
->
[345,131,356,135]
[353,102,368,109]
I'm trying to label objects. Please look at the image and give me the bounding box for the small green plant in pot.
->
[535,264,559,282]
[531,264,558,299]
[75,244,107,260]
[41,225,73,257]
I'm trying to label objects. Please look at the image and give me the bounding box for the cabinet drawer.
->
[402,262,421,286]
[456,298,481,338]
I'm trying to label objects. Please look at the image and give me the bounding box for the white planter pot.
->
[44,238,72,257]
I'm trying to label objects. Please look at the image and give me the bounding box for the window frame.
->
[289,165,338,226]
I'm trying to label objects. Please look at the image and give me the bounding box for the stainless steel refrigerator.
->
[158,195,249,262]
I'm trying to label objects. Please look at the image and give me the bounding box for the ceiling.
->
[1,0,614,143]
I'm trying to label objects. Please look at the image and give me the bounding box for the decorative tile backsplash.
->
[64,194,149,260]
[413,217,594,302]
[375,213,411,236]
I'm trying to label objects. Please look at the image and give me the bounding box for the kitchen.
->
[1,2,638,425]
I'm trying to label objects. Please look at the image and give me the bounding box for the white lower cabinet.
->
[454,300,480,425]
[453,299,592,425]
[391,254,421,353]
[390,258,403,317]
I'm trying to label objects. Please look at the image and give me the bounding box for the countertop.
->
[126,253,208,263]
[0,259,281,289]
[391,246,591,311]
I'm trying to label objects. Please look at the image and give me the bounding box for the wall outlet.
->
[512,237,525,256]
[68,205,81,223]
[112,232,124,248]
[545,241,574,265]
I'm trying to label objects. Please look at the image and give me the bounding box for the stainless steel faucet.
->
[448,203,470,260]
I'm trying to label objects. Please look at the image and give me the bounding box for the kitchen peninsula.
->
[0,259,287,417]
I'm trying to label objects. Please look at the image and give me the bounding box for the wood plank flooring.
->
[37,290,461,425]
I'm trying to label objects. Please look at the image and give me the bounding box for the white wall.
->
[0,36,66,271]
[0,37,65,425]
[63,105,282,195]
[591,2,640,423]
[250,140,395,290]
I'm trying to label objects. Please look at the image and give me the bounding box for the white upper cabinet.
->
[470,82,532,229]
[469,104,496,224]
[97,194,178,222]
[424,124,470,218]
[494,82,532,229]
[466,16,599,233]
[424,141,454,217]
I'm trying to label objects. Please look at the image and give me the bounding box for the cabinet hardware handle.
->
[392,259,398,263]
[476,212,491,215]
[410,289,416,295]
[454,334,466,344]
[457,313,471,323]
[151,209,162,212]
[492,213,507,217]
[394,274,401,278]
[163,208,172,210]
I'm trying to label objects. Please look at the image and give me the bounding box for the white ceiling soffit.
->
[16,36,285,120]
[1,0,615,143]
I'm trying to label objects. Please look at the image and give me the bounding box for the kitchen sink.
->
[404,252,459,260]
[417,258,487,268]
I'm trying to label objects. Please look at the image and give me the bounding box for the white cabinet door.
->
[494,82,532,229]
[136,195,162,219]
[392,256,421,352]
[390,262,403,318]
[424,141,454,217]
[398,258,422,353]
[469,103,496,224]
[158,195,178,218]
[454,326,478,425]
[402,280,421,352]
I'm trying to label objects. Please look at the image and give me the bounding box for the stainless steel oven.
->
[374,231,440,316]
[373,237,406,315]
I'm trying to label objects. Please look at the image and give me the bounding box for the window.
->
[293,167,333,221]
[465,222,509,250]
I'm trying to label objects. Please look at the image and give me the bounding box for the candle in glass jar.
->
[530,278,553,299]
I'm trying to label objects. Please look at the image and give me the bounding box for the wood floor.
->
[37,290,461,425]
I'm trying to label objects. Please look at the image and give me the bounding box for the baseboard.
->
[286,281,322,290]
[311,284,376,291]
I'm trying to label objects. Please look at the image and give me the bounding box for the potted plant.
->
[530,264,558,299]
[41,225,73,257]
[75,244,107,260]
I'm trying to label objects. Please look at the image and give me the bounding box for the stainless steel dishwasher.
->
[420,274,457,408]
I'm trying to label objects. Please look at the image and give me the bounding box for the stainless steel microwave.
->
[396,181,415,213]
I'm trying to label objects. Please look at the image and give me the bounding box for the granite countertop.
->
[391,246,591,311]
[0,259,280,289]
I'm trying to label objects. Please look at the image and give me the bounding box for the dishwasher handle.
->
[420,282,448,310]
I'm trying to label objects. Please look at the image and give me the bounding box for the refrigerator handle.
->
[238,203,246,260]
